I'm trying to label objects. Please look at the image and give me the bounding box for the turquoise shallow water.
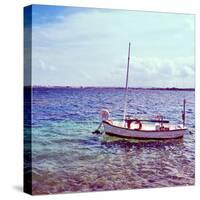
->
[26,87,195,194]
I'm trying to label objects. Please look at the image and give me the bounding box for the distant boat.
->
[96,42,187,139]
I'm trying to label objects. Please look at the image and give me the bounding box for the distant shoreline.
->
[24,86,195,91]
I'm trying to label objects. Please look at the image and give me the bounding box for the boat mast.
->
[182,99,186,127]
[123,42,131,126]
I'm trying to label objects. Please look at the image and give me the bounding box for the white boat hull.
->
[102,121,186,139]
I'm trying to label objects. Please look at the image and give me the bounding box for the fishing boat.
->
[94,42,188,139]
[102,118,186,139]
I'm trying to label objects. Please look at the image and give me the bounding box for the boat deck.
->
[112,121,181,131]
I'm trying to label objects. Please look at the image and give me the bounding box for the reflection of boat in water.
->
[101,134,184,150]
[94,42,188,139]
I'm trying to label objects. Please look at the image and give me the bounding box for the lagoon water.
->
[27,87,195,194]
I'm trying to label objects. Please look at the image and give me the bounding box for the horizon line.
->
[24,85,195,90]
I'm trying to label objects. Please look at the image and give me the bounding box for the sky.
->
[25,5,195,88]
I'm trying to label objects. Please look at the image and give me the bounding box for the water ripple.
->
[25,88,195,194]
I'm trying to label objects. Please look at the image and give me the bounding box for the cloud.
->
[129,56,194,87]
[30,7,195,87]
